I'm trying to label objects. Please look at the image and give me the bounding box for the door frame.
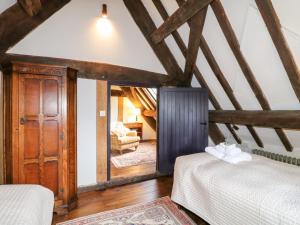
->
[106,80,159,182]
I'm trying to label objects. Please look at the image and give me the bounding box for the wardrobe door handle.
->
[200,122,207,126]
[20,117,27,125]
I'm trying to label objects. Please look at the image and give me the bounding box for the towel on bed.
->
[205,146,225,159]
[223,152,252,164]
[205,143,251,164]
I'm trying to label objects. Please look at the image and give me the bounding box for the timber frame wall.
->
[0,0,299,184]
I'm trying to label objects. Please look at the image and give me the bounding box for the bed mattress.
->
[0,185,54,225]
[171,153,300,225]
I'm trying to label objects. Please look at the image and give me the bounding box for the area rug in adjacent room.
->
[57,196,196,225]
[111,141,156,168]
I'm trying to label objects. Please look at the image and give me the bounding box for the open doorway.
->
[109,85,157,180]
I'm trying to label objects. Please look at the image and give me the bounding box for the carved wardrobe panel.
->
[3,62,77,214]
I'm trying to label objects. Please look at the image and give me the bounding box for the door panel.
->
[43,79,59,116]
[23,121,40,160]
[44,161,59,196]
[24,163,40,184]
[24,78,40,116]
[18,74,62,199]
[43,120,59,157]
[158,88,208,174]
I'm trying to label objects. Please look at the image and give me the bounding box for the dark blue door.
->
[158,88,208,174]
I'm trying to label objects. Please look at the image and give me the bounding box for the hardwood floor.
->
[111,162,156,179]
[53,177,208,225]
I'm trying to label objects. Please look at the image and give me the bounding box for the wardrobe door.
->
[158,88,208,174]
[18,74,63,200]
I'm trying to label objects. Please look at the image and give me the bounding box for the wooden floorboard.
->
[111,162,156,179]
[53,177,208,224]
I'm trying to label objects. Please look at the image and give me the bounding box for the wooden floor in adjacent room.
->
[53,177,208,225]
[111,161,156,179]
[110,140,157,179]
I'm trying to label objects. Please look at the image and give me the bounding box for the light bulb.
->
[96,17,112,37]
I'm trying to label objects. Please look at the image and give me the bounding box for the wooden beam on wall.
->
[0,73,3,184]
[150,0,212,44]
[96,80,108,183]
[0,0,70,58]
[184,7,208,85]
[18,0,42,16]
[176,0,262,147]
[210,0,293,151]
[209,110,300,130]
[1,54,174,86]
[123,0,185,83]
[255,0,300,103]
[199,28,263,147]
[153,0,237,144]
[111,89,126,97]
[117,97,124,121]
[209,122,226,144]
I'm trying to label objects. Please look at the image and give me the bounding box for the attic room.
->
[0,0,299,224]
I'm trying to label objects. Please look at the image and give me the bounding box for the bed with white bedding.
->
[0,185,54,225]
[172,152,300,225]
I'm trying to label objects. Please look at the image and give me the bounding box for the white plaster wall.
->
[77,79,96,187]
[0,0,15,14]
[110,96,118,123]
[8,0,166,73]
[1,0,300,186]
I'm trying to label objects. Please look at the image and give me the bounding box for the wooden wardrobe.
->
[3,62,77,214]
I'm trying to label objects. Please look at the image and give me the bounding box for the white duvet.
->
[0,185,54,225]
[172,153,300,225]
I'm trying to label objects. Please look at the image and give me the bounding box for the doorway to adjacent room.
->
[109,85,157,180]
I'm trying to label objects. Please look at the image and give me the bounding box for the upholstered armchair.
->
[111,122,140,154]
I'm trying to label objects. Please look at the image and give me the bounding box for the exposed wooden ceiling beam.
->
[135,88,155,110]
[153,0,237,144]
[150,0,213,44]
[18,0,42,16]
[137,88,156,110]
[210,0,270,109]
[210,110,300,131]
[143,109,157,118]
[173,0,240,144]
[122,87,156,130]
[1,54,174,86]
[111,89,126,97]
[174,0,262,147]
[123,0,185,83]
[184,7,208,86]
[200,34,263,148]
[209,122,226,144]
[210,0,293,151]
[141,88,157,107]
[0,0,70,58]
[255,0,300,103]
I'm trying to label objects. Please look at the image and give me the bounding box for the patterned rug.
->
[57,197,196,225]
[111,141,156,168]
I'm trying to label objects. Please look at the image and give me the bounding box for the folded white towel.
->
[224,145,241,156]
[215,144,226,153]
[205,147,225,159]
[223,152,252,164]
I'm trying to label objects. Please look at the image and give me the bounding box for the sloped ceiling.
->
[0,0,16,14]
[8,0,166,74]
[1,0,300,156]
